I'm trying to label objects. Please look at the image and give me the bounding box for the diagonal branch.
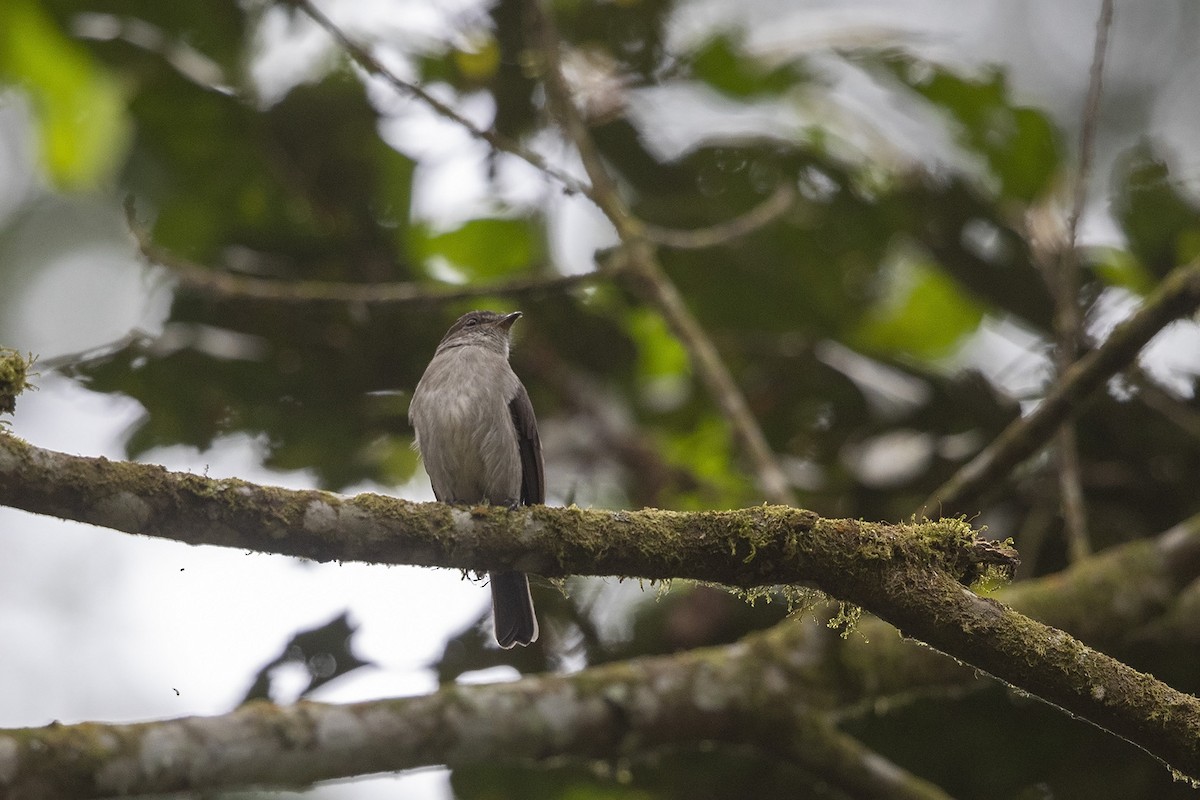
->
[811,512,1200,712]
[294,0,799,256]
[293,0,594,200]
[529,2,796,504]
[924,258,1200,514]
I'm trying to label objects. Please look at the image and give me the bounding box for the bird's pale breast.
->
[410,345,523,504]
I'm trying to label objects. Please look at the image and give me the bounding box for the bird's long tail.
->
[491,571,538,648]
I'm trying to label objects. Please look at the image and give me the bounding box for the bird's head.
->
[436,310,522,356]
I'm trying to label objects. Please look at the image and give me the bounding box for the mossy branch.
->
[816,513,1200,710]
[0,434,1008,588]
[4,433,1200,781]
[0,640,952,799]
[0,349,34,416]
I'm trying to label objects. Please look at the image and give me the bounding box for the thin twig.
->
[616,248,797,505]
[641,183,797,250]
[529,1,796,504]
[924,259,1200,515]
[1067,0,1114,251]
[153,244,599,306]
[293,0,594,200]
[125,196,601,307]
[1056,425,1090,562]
[280,3,798,292]
[1052,0,1114,562]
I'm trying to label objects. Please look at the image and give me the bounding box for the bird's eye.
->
[464,318,479,327]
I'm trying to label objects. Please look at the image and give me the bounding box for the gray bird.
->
[409,310,543,648]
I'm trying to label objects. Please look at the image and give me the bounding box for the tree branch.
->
[292,0,594,200]
[148,242,598,307]
[809,512,1200,710]
[123,194,601,307]
[924,258,1200,514]
[641,182,797,250]
[0,434,1010,589]
[0,639,952,799]
[4,434,1200,780]
[529,2,797,504]
[1068,0,1114,249]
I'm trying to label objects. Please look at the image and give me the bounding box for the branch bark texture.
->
[3,435,1200,781]
[0,639,951,799]
[0,435,1004,589]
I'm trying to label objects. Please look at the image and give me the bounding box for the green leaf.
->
[1114,145,1200,278]
[127,71,416,271]
[1088,246,1156,295]
[0,0,129,188]
[900,63,1060,202]
[628,307,689,381]
[690,34,806,98]
[853,259,986,359]
[411,217,541,280]
[661,416,750,509]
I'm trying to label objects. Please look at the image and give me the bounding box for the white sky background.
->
[1,1,1200,798]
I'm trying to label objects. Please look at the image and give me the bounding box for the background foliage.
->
[2,0,1200,797]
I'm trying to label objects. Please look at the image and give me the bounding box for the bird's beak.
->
[497,311,522,331]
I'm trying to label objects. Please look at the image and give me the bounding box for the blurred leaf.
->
[853,258,986,359]
[42,0,248,79]
[1114,145,1200,278]
[411,217,542,281]
[124,69,415,276]
[899,62,1060,202]
[371,439,423,488]
[1088,246,1157,295]
[628,307,689,381]
[555,0,675,78]
[453,35,502,83]
[455,745,843,800]
[75,332,426,491]
[661,417,749,509]
[689,34,807,98]
[240,612,372,705]
[489,0,538,140]
[888,176,1055,333]
[0,0,129,187]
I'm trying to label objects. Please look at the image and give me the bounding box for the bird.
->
[409,310,543,648]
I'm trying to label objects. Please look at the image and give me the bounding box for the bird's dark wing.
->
[508,384,544,505]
